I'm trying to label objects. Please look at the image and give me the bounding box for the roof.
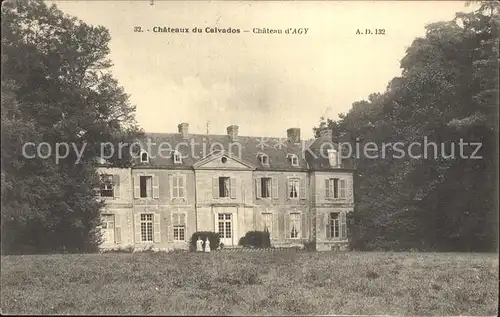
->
[126,132,353,171]
[305,134,354,170]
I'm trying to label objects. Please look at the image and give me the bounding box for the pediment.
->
[193,151,255,170]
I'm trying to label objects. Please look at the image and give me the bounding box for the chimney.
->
[286,128,301,143]
[319,129,333,140]
[178,123,189,139]
[227,125,239,141]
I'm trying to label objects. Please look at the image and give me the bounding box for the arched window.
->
[140,151,149,163]
[287,154,299,166]
[172,150,182,164]
[257,153,269,165]
[327,149,338,167]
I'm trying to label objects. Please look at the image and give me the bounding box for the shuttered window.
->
[214,177,236,199]
[261,213,272,233]
[288,178,299,199]
[327,212,347,239]
[173,213,186,241]
[326,178,346,199]
[100,175,114,197]
[173,175,185,198]
[139,176,152,198]
[327,212,340,238]
[339,180,346,199]
[272,176,279,198]
[101,214,115,244]
[219,177,230,197]
[289,212,301,239]
[261,178,271,198]
[140,214,154,242]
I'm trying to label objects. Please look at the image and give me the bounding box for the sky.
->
[47,0,475,139]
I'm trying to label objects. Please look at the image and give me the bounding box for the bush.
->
[238,236,248,246]
[303,240,316,252]
[238,231,271,248]
[101,246,135,253]
[189,231,220,251]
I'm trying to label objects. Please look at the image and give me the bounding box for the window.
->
[258,153,269,165]
[141,151,149,163]
[288,178,300,199]
[102,214,114,229]
[173,150,182,164]
[327,149,338,167]
[219,177,230,198]
[327,212,347,239]
[218,213,232,238]
[328,213,340,238]
[261,177,271,198]
[289,212,301,239]
[173,175,185,198]
[100,174,114,197]
[101,214,115,244]
[173,225,185,241]
[256,177,278,199]
[331,178,339,198]
[262,213,272,233]
[288,154,299,166]
[140,176,153,198]
[140,214,153,242]
[213,177,236,199]
[326,178,346,199]
[172,213,186,241]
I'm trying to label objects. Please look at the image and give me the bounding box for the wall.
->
[97,168,133,248]
[253,171,310,246]
[311,171,354,251]
[194,169,254,206]
[98,166,356,251]
[194,169,254,246]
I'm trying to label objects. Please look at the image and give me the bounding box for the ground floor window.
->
[172,213,186,241]
[102,214,115,243]
[261,213,272,234]
[218,213,232,238]
[140,214,153,242]
[173,225,185,241]
[328,212,340,238]
[327,212,347,239]
[289,212,301,239]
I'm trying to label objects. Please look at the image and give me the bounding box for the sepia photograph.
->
[1,0,499,315]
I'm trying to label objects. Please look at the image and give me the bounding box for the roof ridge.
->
[143,132,314,140]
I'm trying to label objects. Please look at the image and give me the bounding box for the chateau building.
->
[97,123,354,251]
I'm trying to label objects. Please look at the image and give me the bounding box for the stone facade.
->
[97,124,354,251]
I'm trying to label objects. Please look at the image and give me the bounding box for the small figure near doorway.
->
[196,237,204,252]
[204,238,211,252]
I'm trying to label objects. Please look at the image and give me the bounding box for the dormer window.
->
[258,153,269,166]
[172,150,182,164]
[327,149,338,167]
[140,151,149,163]
[287,154,299,167]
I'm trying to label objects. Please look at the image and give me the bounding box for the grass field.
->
[1,251,498,315]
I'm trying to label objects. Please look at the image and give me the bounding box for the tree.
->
[315,1,498,251]
[1,0,143,254]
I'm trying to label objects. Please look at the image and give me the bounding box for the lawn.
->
[1,251,498,315]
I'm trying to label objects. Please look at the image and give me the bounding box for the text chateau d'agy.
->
[133,26,309,35]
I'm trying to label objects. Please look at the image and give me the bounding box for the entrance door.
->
[217,213,233,246]
[102,214,115,245]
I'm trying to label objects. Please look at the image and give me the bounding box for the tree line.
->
[1,0,497,254]
[314,1,498,252]
[1,0,142,254]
